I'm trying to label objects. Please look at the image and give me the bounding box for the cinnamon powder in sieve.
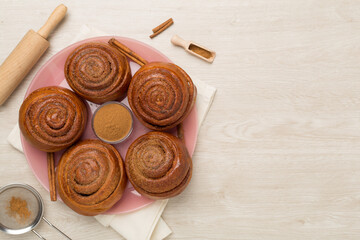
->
[6,196,31,224]
[93,103,132,142]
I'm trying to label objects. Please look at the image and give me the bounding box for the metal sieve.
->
[0,184,71,239]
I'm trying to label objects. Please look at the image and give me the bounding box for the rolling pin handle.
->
[171,35,188,49]
[37,4,67,39]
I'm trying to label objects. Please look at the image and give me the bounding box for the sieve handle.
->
[32,229,46,239]
[42,217,72,240]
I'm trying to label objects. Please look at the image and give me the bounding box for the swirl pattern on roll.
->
[128,62,196,130]
[125,131,192,199]
[57,139,127,216]
[65,42,131,104]
[19,86,87,152]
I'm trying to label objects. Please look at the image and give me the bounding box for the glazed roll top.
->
[125,131,192,199]
[57,139,127,216]
[65,42,132,104]
[128,62,196,130]
[19,86,87,152]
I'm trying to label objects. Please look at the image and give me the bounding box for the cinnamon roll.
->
[125,131,192,199]
[57,139,127,216]
[65,42,132,104]
[127,62,196,130]
[19,86,87,152]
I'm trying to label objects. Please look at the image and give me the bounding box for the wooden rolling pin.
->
[0,4,67,106]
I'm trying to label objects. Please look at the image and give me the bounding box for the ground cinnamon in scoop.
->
[6,196,31,224]
[189,44,212,59]
[93,103,133,142]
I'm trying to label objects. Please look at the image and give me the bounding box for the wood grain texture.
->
[0,30,48,105]
[37,4,67,39]
[1,0,360,239]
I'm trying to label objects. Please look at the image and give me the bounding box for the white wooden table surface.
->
[2,0,360,239]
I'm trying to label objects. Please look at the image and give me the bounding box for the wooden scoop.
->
[171,35,216,63]
[0,4,67,106]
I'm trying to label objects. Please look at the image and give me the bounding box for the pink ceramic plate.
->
[21,36,198,214]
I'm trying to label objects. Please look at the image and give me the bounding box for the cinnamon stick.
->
[109,37,186,145]
[47,152,57,201]
[152,18,173,33]
[150,18,174,39]
[108,38,148,66]
[177,123,185,144]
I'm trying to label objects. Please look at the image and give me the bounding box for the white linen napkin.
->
[7,25,216,240]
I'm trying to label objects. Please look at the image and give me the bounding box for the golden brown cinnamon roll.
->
[64,42,131,104]
[57,139,127,216]
[125,131,192,199]
[127,62,196,130]
[19,86,87,152]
